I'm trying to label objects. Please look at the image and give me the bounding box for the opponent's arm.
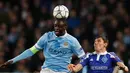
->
[68,64,83,72]
[68,53,89,72]
[116,62,129,72]
[110,52,129,72]
[0,46,39,68]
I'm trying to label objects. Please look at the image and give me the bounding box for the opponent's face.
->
[94,37,107,52]
[54,20,67,36]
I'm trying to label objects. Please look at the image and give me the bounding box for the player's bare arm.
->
[117,62,129,72]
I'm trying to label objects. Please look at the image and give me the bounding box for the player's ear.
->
[64,24,67,29]
[104,43,108,47]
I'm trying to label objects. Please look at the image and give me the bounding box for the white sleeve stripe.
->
[35,44,42,49]
[108,53,115,58]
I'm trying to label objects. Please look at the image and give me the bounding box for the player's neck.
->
[96,48,107,54]
[57,31,65,37]
[60,31,66,36]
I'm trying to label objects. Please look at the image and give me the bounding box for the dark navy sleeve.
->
[109,52,121,64]
[80,53,90,67]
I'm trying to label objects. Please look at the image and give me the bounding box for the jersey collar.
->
[93,51,108,55]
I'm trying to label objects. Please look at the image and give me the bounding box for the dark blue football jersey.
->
[80,52,121,73]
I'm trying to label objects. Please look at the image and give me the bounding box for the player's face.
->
[54,20,67,36]
[94,37,106,52]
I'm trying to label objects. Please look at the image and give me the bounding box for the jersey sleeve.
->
[80,53,90,67]
[109,52,121,64]
[34,33,48,50]
[10,49,34,63]
[71,38,85,58]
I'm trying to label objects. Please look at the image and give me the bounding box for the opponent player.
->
[0,19,85,73]
[68,36,129,73]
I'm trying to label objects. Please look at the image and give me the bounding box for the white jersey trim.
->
[35,44,42,49]
[108,53,116,58]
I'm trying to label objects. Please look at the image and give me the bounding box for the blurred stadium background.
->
[0,0,130,73]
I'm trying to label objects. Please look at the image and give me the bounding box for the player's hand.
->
[119,66,129,72]
[0,60,13,68]
[67,64,75,71]
[123,66,129,72]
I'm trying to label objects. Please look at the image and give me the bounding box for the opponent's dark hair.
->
[96,35,109,43]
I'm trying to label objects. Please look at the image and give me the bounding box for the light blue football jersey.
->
[34,31,85,72]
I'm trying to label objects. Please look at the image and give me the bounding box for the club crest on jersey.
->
[63,42,68,48]
[90,58,93,61]
[101,56,108,63]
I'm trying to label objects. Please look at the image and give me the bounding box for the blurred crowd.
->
[0,0,130,73]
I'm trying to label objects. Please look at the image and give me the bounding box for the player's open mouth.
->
[55,30,60,34]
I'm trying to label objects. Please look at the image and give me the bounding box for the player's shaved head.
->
[54,19,67,27]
